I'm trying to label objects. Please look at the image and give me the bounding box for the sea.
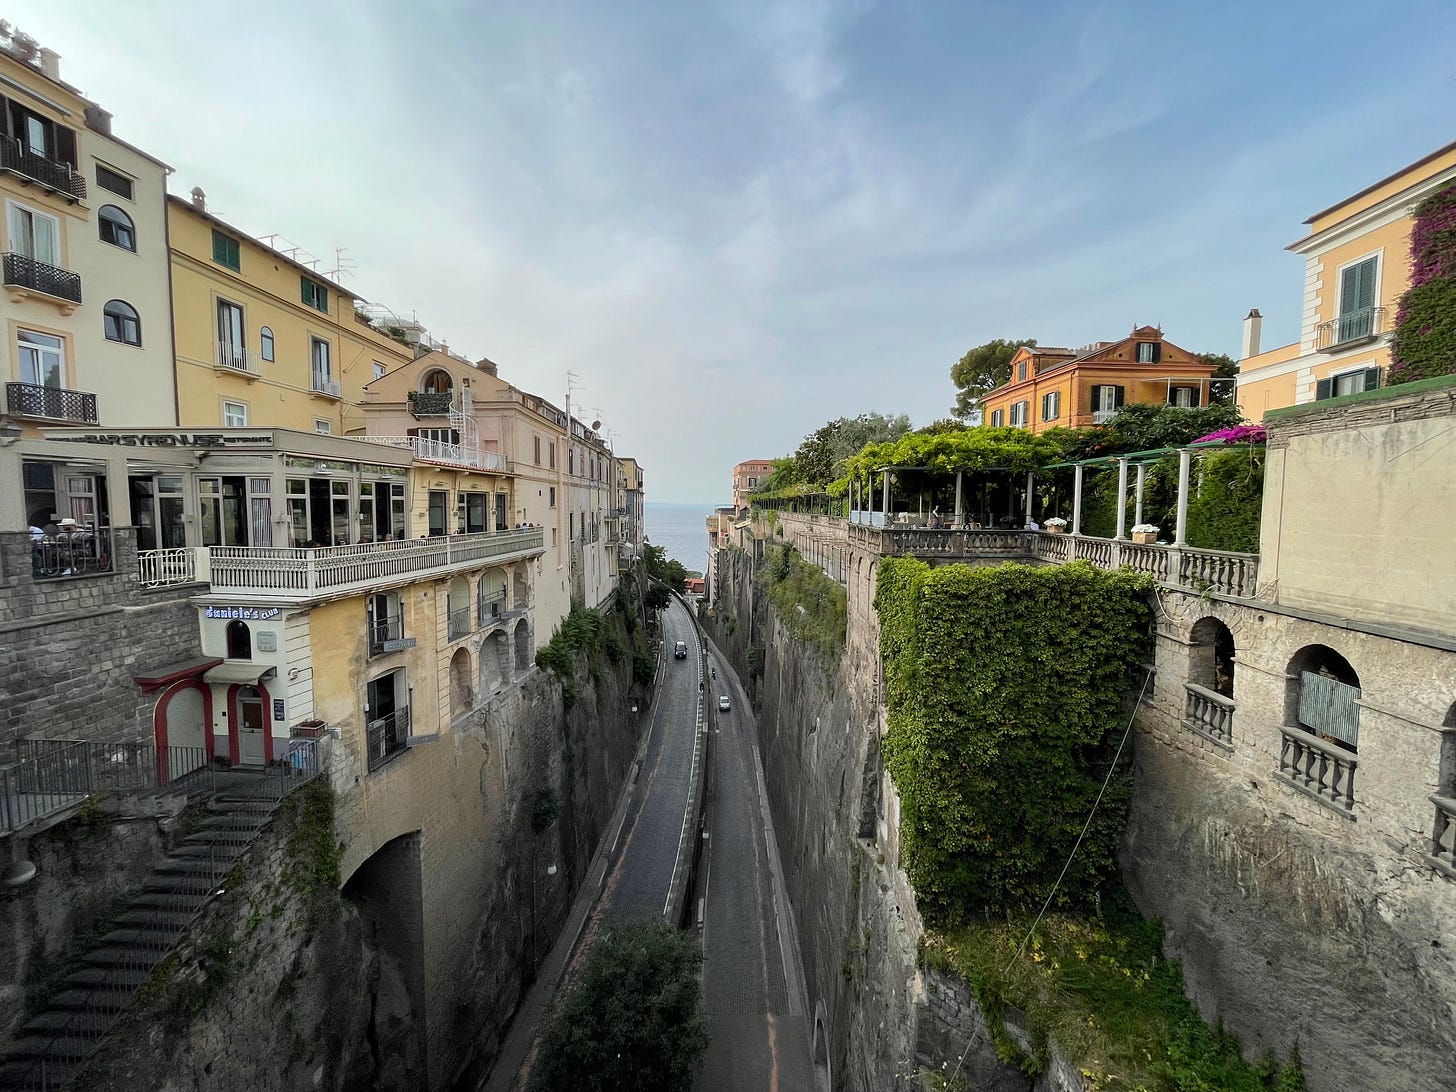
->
[645,502,714,576]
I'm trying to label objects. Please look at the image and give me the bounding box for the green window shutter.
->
[1190,386,1201,407]
[1315,377,1334,400]
[212,230,239,271]
[1363,367,1381,392]
[317,285,328,314]
[1339,264,1359,317]
[1356,259,1376,310]
[301,277,314,307]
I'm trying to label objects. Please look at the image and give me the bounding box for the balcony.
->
[0,135,86,202]
[1183,683,1234,748]
[358,434,509,472]
[3,251,83,311]
[1429,796,1456,881]
[206,526,545,603]
[137,547,202,589]
[214,341,262,377]
[448,605,472,641]
[31,528,114,580]
[6,381,98,424]
[311,373,342,399]
[368,615,409,656]
[1276,724,1357,817]
[409,391,454,417]
[1316,307,1385,352]
[367,707,411,772]
[1092,409,1117,424]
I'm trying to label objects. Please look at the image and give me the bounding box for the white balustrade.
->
[136,547,201,589]
[357,434,509,471]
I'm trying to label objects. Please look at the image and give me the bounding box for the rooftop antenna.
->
[327,247,355,283]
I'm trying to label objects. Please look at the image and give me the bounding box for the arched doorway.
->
[1285,645,1360,752]
[1189,617,1235,698]
[154,682,211,782]
[512,620,531,673]
[480,631,510,695]
[450,647,473,718]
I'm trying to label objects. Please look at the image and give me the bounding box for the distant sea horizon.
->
[645,501,717,576]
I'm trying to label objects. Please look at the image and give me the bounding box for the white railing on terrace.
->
[207,527,544,598]
[137,547,203,589]
[215,342,261,376]
[359,434,509,471]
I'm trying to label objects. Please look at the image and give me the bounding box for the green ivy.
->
[536,606,615,676]
[1390,182,1456,384]
[758,544,846,661]
[875,559,1151,922]
[1186,448,1263,553]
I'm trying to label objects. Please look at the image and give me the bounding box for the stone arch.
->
[478,569,507,625]
[512,618,532,673]
[449,646,473,717]
[1188,616,1236,698]
[421,368,452,394]
[1285,644,1361,752]
[480,630,511,695]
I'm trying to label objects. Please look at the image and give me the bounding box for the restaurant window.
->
[331,480,351,545]
[287,479,309,546]
[226,620,252,660]
[428,491,449,537]
[248,477,273,547]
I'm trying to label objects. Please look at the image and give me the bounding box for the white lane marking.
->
[663,604,707,918]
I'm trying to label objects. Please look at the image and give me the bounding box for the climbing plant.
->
[1186,447,1264,553]
[758,544,846,661]
[875,559,1152,922]
[1390,181,1456,384]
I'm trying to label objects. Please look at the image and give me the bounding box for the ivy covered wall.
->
[874,558,1152,923]
[1390,181,1456,384]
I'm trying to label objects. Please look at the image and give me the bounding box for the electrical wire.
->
[944,664,1155,1086]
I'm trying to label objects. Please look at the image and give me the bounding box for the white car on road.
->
[718,695,731,712]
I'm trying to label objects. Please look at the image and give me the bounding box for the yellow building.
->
[168,191,413,433]
[1237,139,1456,420]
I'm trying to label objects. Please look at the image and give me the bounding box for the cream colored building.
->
[1237,138,1456,420]
[0,31,175,440]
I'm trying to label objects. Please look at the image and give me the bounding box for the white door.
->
[237,687,266,765]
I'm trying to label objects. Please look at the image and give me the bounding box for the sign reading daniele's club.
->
[204,606,282,621]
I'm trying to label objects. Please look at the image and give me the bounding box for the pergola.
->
[849,464,1034,529]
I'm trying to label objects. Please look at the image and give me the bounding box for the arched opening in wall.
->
[811,1004,832,1092]
[480,631,510,695]
[447,576,471,640]
[1285,645,1361,752]
[1188,616,1235,698]
[478,570,507,626]
[154,682,210,781]
[226,619,251,660]
[513,566,529,609]
[421,369,452,394]
[512,619,531,673]
[450,647,473,718]
[342,831,426,1085]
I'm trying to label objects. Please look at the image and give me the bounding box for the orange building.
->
[978,326,1218,434]
[732,459,774,508]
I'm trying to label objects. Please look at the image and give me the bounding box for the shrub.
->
[757,545,846,661]
[1186,448,1263,553]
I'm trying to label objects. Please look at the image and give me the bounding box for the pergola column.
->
[1134,463,1146,527]
[1113,458,1129,540]
[1024,470,1035,527]
[1174,448,1192,546]
[881,470,890,527]
[954,470,964,528]
[1072,464,1084,536]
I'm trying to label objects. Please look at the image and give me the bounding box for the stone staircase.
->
[0,779,297,1091]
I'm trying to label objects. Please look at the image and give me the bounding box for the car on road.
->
[718,695,731,712]
[674,641,688,659]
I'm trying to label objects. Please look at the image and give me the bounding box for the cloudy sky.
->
[15,1,1456,501]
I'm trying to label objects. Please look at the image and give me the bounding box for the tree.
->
[1195,352,1238,405]
[950,338,1036,420]
[760,413,912,491]
[643,541,688,593]
[530,921,708,1092]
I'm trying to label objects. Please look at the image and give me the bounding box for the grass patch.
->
[921,888,1302,1091]
[758,544,846,661]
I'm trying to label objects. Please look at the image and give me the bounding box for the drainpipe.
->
[1072,465,1084,536]
[1175,449,1192,546]
[1114,458,1129,540]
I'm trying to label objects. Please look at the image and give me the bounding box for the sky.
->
[13,1,1456,502]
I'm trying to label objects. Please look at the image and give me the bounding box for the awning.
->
[203,663,278,686]
[134,656,224,694]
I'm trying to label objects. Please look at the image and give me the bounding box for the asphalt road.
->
[695,635,818,1092]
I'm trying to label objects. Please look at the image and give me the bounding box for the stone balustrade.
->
[1276,724,1358,816]
[1429,796,1456,881]
[1183,683,1235,748]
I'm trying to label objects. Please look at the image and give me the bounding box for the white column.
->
[1175,449,1192,546]
[1072,465,1084,536]
[1024,470,1035,527]
[1134,463,1146,527]
[881,471,890,525]
[954,470,963,527]
[1113,458,1129,540]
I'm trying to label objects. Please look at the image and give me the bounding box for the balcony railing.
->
[369,615,404,656]
[31,528,113,581]
[215,341,262,376]
[409,390,455,417]
[3,251,83,304]
[358,434,509,472]
[1276,725,1357,816]
[311,373,342,398]
[1429,796,1456,881]
[6,381,98,424]
[1316,306,1385,351]
[137,547,201,589]
[448,605,472,640]
[478,592,507,627]
[208,527,545,600]
[1183,683,1234,747]
[0,135,87,201]
[1093,409,1118,424]
[367,708,411,772]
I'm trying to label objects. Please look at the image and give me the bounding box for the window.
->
[301,276,329,313]
[212,229,240,271]
[314,419,332,435]
[6,202,60,265]
[1136,341,1161,363]
[465,493,488,534]
[1168,386,1200,408]
[747,477,758,489]
[95,164,133,200]
[10,103,65,160]
[310,337,332,390]
[1336,256,1378,343]
[533,435,542,465]
[549,441,557,469]
[1093,385,1125,418]
[226,620,252,660]
[1017,361,1027,382]
[260,327,274,362]
[372,361,386,381]
[17,329,64,388]
[1317,367,1381,401]
[1041,390,1060,421]
[549,486,556,508]
[1009,400,1028,428]
[103,300,141,346]
[217,299,245,367]
[421,369,452,394]
[98,205,136,251]
[368,593,403,655]
[223,400,248,427]
[990,408,1004,428]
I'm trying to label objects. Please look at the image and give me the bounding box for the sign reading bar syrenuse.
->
[69,433,273,448]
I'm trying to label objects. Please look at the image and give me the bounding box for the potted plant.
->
[1044,517,1068,534]
[295,719,327,739]
[1131,523,1160,545]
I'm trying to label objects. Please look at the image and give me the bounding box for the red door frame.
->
[226,682,274,765]
[151,681,215,783]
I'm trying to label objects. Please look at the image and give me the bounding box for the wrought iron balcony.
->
[0,135,86,202]
[367,708,411,772]
[1316,306,1385,352]
[3,251,83,305]
[6,381,98,424]
[409,390,455,417]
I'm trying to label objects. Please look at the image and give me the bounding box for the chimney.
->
[190,187,206,212]
[475,356,498,376]
[38,47,60,79]
[1241,309,1263,359]
[84,105,113,136]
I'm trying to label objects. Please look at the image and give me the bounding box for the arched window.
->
[103,300,141,346]
[1285,645,1360,752]
[260,326,275,362]
[226,620,252,660]
[98,205,135,251]
[422,369,452,394]
[450,647,473,716]
[1188,617,1235,698]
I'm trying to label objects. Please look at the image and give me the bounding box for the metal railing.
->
[6,381,99,424]
[311,372,341,398]
[1183,683,1235,747]
[1316,306,1385,351]
[478,590,507,626]
[367,708,411,771]
[207,526,545,598]
[3,251,83,304]
[214,341,261,376]
[1093,409,1117,424]
[357,434,509,471]
[31,528,114,581]
[1277,725,1357,815]
[368,615,404,656]
[0,134,87,200]
[448,605,472,640]
[136,547,200,588]
[1429,796,1456,881]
